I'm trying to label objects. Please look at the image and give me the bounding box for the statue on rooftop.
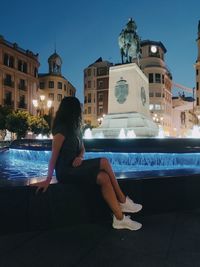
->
[118,18,141,64]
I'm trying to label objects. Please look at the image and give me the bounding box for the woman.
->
[32,96,142,231]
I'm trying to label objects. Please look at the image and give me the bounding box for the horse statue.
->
[118,18,141,64]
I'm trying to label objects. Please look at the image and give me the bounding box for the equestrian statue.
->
[118,18,141,64]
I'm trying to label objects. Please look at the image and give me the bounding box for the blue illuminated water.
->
[0,149,200,185]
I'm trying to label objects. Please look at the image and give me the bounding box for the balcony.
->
[3,99,14,108]
[18,84,27,91]
[18,102,27,109]
[4,79,14,87]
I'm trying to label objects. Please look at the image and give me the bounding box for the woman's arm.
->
[72,143,85,167]
[47,133,65,181]
[30,133,65,192]
[77,143,85,159]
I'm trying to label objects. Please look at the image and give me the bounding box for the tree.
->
[6,110,29,139]
[0,106,12,140]
[29,115,50,136]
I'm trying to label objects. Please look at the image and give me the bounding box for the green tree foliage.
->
[0,106,12,140]
[6,110,29,139]
[0,106,11,130]
[29,115,50,136]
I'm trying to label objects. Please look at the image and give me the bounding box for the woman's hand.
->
[72,156,83,167]
[30,178,51,193]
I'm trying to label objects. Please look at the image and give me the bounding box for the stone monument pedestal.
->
[92,63,158,138]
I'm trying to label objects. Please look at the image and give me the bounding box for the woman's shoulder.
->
[52,125,67,136]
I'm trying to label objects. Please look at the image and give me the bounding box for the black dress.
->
[54,126,101,184]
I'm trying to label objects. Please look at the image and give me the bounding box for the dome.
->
[48,52,62,65]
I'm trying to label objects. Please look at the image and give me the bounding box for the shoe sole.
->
[112,224,142,231]
[121,205,143,213]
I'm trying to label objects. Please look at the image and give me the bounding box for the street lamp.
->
[32,95,52,116]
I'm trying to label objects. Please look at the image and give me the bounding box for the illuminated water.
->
[1,149,200,184]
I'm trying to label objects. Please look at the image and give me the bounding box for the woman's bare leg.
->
[100,158,126,203]
[96,171,123,220]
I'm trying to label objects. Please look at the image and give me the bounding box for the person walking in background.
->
[31,96,142,231]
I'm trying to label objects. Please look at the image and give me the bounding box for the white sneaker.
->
[112,215,142,231]
[120,196,142,213]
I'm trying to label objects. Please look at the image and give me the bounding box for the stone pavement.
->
[0,209,200,267]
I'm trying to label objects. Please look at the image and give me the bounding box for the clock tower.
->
[48,51,62,75]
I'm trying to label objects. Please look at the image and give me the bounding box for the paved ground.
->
[0,209,200,267]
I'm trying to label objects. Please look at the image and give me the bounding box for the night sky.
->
[1,0,200,101]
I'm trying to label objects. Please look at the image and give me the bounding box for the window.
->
[98,106,103,114]
[197,82,199,90]
[4,91,12,106]
[49,93,54,100]
[155,73,161,83]
[197,97,199,106]
[40,82,45,89]
[149,73,153,83]
[19,95,26,108]
[155,104,161,110]
[5,91,12,102]
[64,84,66,91]
[196,69,199,76]
[88,93,91,103]
[57,94,62,101]
[87,69,91,76]
[34,68,38,78]
[49,81,54,88]
[149,92,154,97]
[155,92,161,97]
[4,53,14,68]
[87,81,91,88]
[58,82,62,89]
[18,60,27,73]
[19,79,26,90]
[97,67,107,76]
[4,74,13,87]
[162,75,164,84]
[84,96,87,103]
[88,107,91,114]
[149,104,154,110]
[98,80,104,89]
[98,93,103,102]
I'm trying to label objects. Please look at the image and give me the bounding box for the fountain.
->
[1,18,200,216]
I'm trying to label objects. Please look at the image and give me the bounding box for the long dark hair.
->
[52,96,82,134]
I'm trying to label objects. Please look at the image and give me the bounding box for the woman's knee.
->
[96,171,110,186]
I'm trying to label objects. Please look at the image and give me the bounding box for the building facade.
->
[195,20,200,120]
[0,35,39,114]
[172,95,197,137]
[135,40,173,136]
[37,52,76,117]
[83,57,112,127]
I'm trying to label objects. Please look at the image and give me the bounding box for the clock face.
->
[151,45,157,53]
[141,87,146,106]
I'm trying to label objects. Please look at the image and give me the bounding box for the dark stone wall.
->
[1,174,200,236]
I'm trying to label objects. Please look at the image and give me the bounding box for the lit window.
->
[149,104,154,110]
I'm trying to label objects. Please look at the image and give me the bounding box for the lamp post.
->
[32,95,52,117]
